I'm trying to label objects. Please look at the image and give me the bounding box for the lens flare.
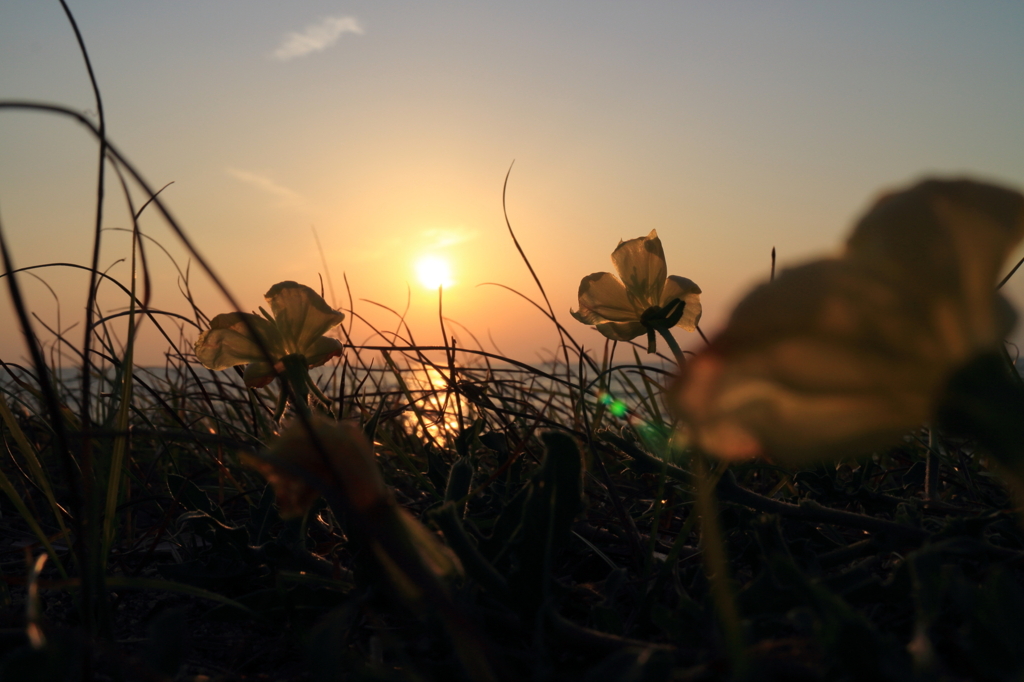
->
[599,391,628,418]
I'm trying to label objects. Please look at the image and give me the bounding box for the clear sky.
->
[2,1,1024,367]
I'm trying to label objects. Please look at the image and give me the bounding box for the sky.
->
[1,1,1024,368]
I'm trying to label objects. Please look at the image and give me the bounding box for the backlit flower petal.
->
[660,276,703,332]
[678,334,937,464]
[593,320,648,342]
[304,336,344,368]
[572,272,639,324]
[242,361,278,388]
[265,281,346,356]
[676,258,952,457]
[676,280,943,462]
[244,416,389,517]
[194,312,284,371]
[846,180,1024,354]
[611,229,667,309]
[674,178,1024,465]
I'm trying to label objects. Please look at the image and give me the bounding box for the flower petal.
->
[573,272,641,324]
[661,275,703,332]
[194,312,284,371]
[305,336,344,368]
[674,179,1024,466]
[244,416,389,518]
[593,320,647,342]
[847,179,1024,354]
[678,346,935,463]
[265,281,346,356]
[611,230,667,309]
[673,260,946,464]
[242,361,278,388]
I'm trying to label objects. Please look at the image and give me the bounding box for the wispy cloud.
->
[226,168,306,209]
[422,228,477,249]
[272,16,364,62]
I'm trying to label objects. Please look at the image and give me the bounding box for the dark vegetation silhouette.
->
[2,5,1024,681]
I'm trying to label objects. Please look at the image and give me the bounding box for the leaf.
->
[426,447,450,494]
[104,576,265,620]
[361,396,387,444]
[444,457,474,510]
[431,502,508,597]
[480,479,530,562]
[504,432,584,617]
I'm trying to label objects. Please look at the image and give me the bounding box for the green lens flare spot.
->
[609,400,628,418]
[598,392,628,417]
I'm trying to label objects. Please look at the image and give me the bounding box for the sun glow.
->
[415,255,454,289]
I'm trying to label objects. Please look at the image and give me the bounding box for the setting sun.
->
[415,255,454,289]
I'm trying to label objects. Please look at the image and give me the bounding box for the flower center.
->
[640,298,686,330]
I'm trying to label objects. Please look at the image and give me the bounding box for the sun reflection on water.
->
[400,365,469,442]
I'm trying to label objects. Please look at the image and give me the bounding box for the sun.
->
[415,255,454,289]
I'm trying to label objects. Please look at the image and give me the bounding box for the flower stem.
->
[655,326,686,366]
[271,388,287,423]
[307,375,336,417]
[694,455,747,675]
[279,354,312,418]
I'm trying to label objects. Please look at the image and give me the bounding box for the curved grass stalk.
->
[101,240,137,561]
[101,577,267,622]
[694,455,747,675]
[0,393,71,554]
[0,467,68,579]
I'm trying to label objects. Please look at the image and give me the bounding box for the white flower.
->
[673,179,1024,464]
[194,281,345,388]
[571,229,702,344]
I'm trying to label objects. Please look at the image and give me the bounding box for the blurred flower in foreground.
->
[194,281,344,387]
[243,416,462,600]
[673,179,1024,464]
[245,416,387,517]
[572,230,702,352]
